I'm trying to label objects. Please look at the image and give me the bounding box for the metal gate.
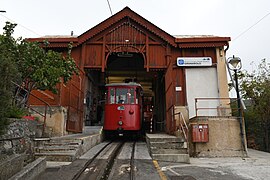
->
[66,75,84,133]
[165,55,175,134]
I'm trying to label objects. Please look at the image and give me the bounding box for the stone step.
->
[152,154,190,163]
[150,147,188,154]
[43,142,81,147]
[146,133,186,142]
[35,151,77,162]
[149,141,187,149]
[49,139,82,144]
[35,146,78,153]
[146,137,185,143]
[34,138,82,147]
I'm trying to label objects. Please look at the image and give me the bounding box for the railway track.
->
[74,141,137,180]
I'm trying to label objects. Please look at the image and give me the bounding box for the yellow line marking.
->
[153,160,167,180]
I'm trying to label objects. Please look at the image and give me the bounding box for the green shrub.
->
[7,106,28,119]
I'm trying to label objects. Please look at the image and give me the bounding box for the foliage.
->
[0,22,20,135]
[239,59,270,152]
[6,106,28,119]
[0,22,78,134]
[17,40,78,94]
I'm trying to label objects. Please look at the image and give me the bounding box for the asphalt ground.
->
[36,142,270,180]
[157,148,270,180]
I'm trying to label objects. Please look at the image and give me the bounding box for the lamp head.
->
[228,56,242,70]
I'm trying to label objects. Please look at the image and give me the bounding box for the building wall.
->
[30,106,68,137]
[185,67,219,118]
[189,117,245,157]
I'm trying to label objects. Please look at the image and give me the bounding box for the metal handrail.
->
[195,97,241,117]
[12,81,52,133]
[173,106,189,141]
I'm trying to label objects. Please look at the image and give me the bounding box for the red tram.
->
[103,82,143,137]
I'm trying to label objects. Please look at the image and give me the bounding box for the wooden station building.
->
[28,7,231,138]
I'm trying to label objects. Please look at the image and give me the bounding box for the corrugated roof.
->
[39,35,78,38]
[174,35,217,38]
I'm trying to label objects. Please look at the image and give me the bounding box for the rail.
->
[12,81,52,134]
[195,97,242,117]
[173,106,189,142]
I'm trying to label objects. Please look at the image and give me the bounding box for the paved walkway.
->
[158,148,270,180]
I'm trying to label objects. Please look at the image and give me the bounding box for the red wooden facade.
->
[28,7,230,133]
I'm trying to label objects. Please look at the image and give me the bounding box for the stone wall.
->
[0,118,41,179]
[189,117,247,157]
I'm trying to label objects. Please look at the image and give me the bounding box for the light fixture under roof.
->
[117,52,133,57]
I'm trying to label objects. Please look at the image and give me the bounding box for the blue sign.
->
[176,57,212,67]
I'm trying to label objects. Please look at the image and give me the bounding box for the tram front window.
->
[116,88,128,104]
[108,87,137,104]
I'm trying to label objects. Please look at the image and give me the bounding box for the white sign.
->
[176,57,212,67]
[175,86,182,91]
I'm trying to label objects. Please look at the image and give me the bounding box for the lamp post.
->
[228,55,242,117]
[228,55,247,154]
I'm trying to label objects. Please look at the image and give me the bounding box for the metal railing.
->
[195,97,242,117]
[12,81,52,134]
[173,106,189,142]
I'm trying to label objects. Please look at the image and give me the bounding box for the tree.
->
[16,40,78,94]
[0,22,78,134]
[239,59,270,152]
[0,22,20,134]
[8,22,79,106]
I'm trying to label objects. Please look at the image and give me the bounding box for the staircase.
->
[34,131,102,162]
[146,133,190,163]
[34,138,83,162]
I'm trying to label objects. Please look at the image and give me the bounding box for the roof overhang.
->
[26,7,231,49]
[175,36,231,48]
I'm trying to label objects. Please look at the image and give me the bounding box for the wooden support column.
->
[80,44,86,69]
[102,36,106,72]
[146,35,149,72]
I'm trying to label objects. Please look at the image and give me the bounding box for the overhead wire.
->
[106,0,113,15]
[0,13,41,36]
[233,11,270,41]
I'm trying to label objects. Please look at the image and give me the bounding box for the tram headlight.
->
[118,120,123,126]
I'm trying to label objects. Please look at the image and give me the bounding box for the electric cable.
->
[0,13,41,36]
[106,0,113,15]
[233,12,270,41]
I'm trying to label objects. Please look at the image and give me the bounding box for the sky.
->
[0,0,270,72]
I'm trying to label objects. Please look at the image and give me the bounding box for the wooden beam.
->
[146,35,149,72]
[102,36,106,72]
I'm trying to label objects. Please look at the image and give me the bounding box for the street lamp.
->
[228,55,242,117]
[228,55,247,154]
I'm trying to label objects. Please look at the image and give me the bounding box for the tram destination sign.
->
[176,57,212,67]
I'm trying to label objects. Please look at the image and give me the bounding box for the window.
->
[109,88,115,104]
[130,88,135,104]
[108,87,137,104]
[116,88,128,104]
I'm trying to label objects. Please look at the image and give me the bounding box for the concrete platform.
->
[9,157,46,180]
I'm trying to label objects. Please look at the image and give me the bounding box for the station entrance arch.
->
[81,11,175,132]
